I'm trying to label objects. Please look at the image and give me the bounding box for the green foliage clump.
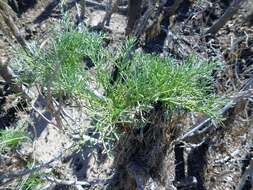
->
[18,172,45,190]
[108,53,223,118]
[84,40,227,142]
[11,21,226,145]
[12,25,105,97]
[0,124,29,152]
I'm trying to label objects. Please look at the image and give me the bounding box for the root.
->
[105,103,182,189]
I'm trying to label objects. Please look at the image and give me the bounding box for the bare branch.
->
[132,0,183,38]
[236,158,253,190]
[205,0,246,35]
[80,0,86,19]
[125,0,142,35]
[43,176,91,187]
[0,145,73,182]
[31,104,58,128]
[0,7,27,50]
[101,0,120,26]
[86,0,127,13]
[0,58,31,100]
[179,80,253,144]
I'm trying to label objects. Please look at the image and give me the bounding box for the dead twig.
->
[31,104,58,128]
[45,53,63,129]
[75,0,86,27]
[46,87,63,129]
[133,0,184,38]
[236,158,253,190]
[0,1,27,50]
[43,176,91,187]
[84,0,126,20]
[179,76,253,143]
[0,145,73,182]
[125,0,143,35]
[85,0,111,10]
[205,0,246,35]
[80,0,86,20]
[0,58,31,100]
[52,97,75,123]
[132,0,156,38]
[236,127,253,190]
[0,0,16,17]
[100,0,120,26]
[0,1,32,100]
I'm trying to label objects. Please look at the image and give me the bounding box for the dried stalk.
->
[46,87,63,129]
[236,158,253,190]
[75,0,86,26]
[125,0,143,35]
[236,127,253,190]
[31,104,58,127]
[84,0,126,13]
[0,0,16,16]
[132,0,156,37]
[101,0,120,26]
[80,0,86,19]
[205,0,246,35]
[45,55,64,129]
[43,176,90,187]
[0,7,27,50]
[0,145,72,182]
[179,83,253,144]
[0,2,30,99]
[132,0,183,38]
[0,59,31,100]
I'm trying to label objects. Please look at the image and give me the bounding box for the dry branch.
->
[205,0,246,35]
[0,145,72,182]
[0,0,29,99]
[84,0,126,23]
[0,11,26,49]
[0,59,31,100]
[125,0,142,35]
[132,0,184,38]
[0,2,27,50]
[43,176,90,187]
[80,0,86,19]
[101,0,119,26]
[164,0,184,17]
[179,76,253,144]
[31,104,58,127]
[84,0,111,10]
[236,158,253,190]
[132,0,157,38]
[0,0,16,16]
[236,127,253,190]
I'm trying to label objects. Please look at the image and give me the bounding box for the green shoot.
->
[0,124,29,152]
[18,172,45,190]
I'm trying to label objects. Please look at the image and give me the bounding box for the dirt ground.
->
[0,0,253,190]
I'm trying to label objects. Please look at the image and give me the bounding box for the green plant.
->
[11,20,226,148]
[12,26,105,97]
[82,39,227,146]
[11,19,107,127]
[0,124,29,152]
[18,172,45,190]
